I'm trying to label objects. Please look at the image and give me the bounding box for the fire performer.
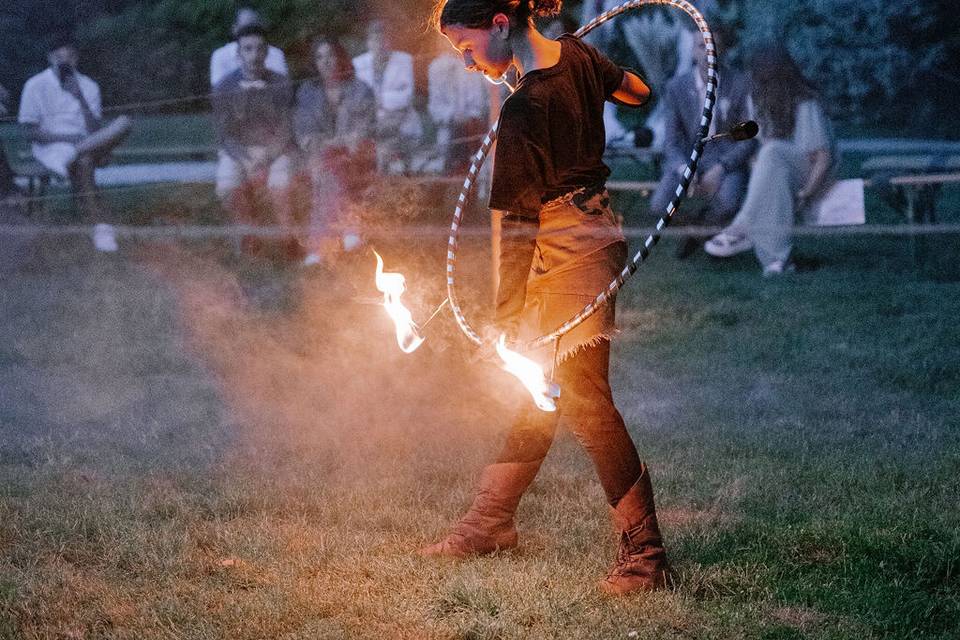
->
[421,0,670,595]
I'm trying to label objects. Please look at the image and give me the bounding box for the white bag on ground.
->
[808,179,865,226]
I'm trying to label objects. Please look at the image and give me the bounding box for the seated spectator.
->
[705,46,836,276]
[581,0,718,147]
[210,8,288,87]
[352,20,423,175]
[650,27,756,258]
[427,39,488,174]
[0,83,17,198]
[212,23,296,253]
[294,36,377,266]
[18,36,132,251]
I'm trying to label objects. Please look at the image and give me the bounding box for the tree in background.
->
[2,0,377,116]
[719,0,958,135]
[3,0,959,136]
[0,1,140,112]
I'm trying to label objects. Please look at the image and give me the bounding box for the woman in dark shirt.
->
[421,0,669,595]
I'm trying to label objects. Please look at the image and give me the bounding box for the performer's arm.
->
[797,148,832,203]
[494,211,539,336]
[611,70,650,107]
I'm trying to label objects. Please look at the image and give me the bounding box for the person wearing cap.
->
[212,22,297,253]
[18,37,132,251]
[210,8,288,88]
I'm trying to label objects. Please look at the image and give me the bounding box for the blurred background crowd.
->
[0,0,958,273]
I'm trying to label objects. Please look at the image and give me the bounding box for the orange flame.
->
[374,252,425,354]
[495,335,559,412]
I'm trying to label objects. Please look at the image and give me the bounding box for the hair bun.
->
[531,0,563,18]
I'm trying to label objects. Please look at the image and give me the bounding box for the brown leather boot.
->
[419,461,540,559]
[599,465,671,595]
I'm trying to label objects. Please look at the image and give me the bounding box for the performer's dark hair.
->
[431,0,563,31]
[312,36,355,81]
[749,45,818,139]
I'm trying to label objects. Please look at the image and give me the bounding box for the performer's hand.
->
[698,165,724,196]
[62,73,83,100]
[471,325,509,365]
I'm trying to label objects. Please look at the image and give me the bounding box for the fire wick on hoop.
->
[419,298,451,332]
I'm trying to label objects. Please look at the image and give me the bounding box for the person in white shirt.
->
[352,20,423,174]
[428,42,488,174]
[18,38,131,250]
[580,0,720,147]
[209,8,288,88]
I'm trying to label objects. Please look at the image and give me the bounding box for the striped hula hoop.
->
[445,0,717,350]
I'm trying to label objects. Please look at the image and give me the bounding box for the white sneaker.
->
[704,231,753,257]
[92,223,118,252]
[762,260,796,277]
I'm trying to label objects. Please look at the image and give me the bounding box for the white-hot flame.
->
[374,252,425,354]
[495,335,559,412]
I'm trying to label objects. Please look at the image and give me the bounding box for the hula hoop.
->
[445,0,718,351]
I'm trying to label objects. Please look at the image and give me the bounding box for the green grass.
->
[0,207,957,639]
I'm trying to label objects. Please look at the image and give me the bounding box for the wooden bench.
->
[11,158,56,216]
[111,145,216,162]
[861,154,960,224]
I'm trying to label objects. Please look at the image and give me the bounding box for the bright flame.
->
[374,252,425,354]
[495,335,560,412]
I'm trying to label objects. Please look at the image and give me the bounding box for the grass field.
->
[0,211,958,639]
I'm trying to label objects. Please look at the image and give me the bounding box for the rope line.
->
[2,223,959,240]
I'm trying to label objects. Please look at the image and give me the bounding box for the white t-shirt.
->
[427,52,487,125]
[18,67,102,176]
[210,42,288,87]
